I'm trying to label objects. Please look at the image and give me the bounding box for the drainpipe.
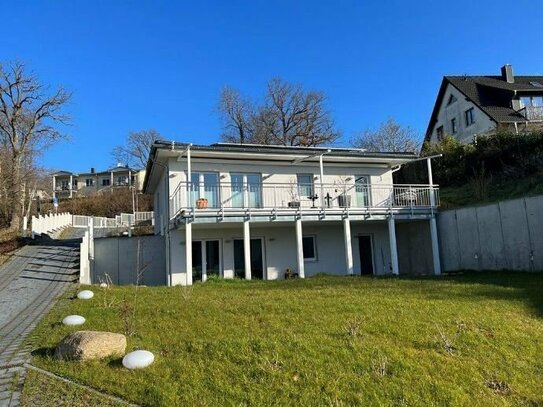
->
[318,150,331,208]
[186,145,192,208]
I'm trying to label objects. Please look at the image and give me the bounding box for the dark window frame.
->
[302,235,317,261]
[465,108,475,126]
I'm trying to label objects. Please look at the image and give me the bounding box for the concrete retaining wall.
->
[93,235,166,286]
[438,195,543,271]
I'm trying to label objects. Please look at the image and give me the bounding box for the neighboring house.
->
[52,164,145,199]
[426,65,543,144]
[143,141,441,286]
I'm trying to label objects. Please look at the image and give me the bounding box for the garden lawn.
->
[26,273,543,406]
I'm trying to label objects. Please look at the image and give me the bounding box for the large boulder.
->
[55,331,127,361]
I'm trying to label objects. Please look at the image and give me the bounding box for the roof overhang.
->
[143,141,419,194]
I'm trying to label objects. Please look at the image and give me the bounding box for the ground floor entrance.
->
[192,240,221,281]
[233,238,265,279]
[170,218,439,286]
[358,235,375,275]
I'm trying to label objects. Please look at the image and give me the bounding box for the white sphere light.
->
[122,350,155,369]
[77,290,94,300]
[62,315,86,326]
[99,283,108,288]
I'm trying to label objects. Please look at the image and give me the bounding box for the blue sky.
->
[1,0,542,171]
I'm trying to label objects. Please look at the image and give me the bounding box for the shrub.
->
[396,131,543,188]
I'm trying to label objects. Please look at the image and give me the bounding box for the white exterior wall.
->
[430,83,495,143]
[169,221,392,285]
[166,157,393,199]
[154,170,167,235]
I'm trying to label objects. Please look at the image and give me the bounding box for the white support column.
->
[295,217,305,278]
[387,216,399,275]
[185,222,193,286]
[186,146,192,208]
[201,241,207,282]
[426,156,441,275]
[319,154,325,208]
[343,217,354,275]
[427,157,436,208]
[88,217,94,263]
[243,220,252,280]
[430,217,441,275]
[52,176,56,199]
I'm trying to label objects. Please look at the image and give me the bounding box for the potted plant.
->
[196,198,208,209]
[287,178,300,208]
[335,176,352,208]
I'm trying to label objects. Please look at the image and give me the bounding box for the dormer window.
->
[447,94,457,105]
[520,96,543,109]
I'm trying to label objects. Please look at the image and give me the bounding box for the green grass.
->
[26,273,543,406]
[440,174,543,209]
[21,369,123,407]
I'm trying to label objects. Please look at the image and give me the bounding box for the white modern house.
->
[143,141,441,286]
[52,165,146,199]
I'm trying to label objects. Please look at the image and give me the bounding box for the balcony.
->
[520,106,543,121]
[169,182,439,221]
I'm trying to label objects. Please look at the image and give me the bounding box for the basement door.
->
[192,240,221,282]
[358,235,375,275]
[233,238,264,279]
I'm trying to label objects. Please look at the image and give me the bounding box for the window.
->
[436,125,444,141]
[230,173,262,208]
[302,236,317,261]
[447,94,457,105]
[465,108,475,126]
[297,174,314,198]
[60,180,69,190]
[451,118,457,134]
[117,175,127,185]
[85,178,94,187]
[102,178,111,187]
[355,175,370,207]
[520,96,543,108]
[189,172,220,208]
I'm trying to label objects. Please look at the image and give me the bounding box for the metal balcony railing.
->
[169,182,439,219]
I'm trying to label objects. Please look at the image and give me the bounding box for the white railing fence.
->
[31,212,72,238]
[169,182,439,218]
[80,229,92,284]
[71,212,155,229]
[31,211,155,237]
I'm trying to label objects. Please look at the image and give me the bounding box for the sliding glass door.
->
[230,173,262,208]
[192,240,221,282]
[190,172,219,208]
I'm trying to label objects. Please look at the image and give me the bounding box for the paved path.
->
[0,239,80,407]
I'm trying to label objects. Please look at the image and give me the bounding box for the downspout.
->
[186,144,192,208]
[165,159,171,286]
[318,149,331,207]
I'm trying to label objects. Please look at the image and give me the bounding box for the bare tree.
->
[217,78,340,146]
[351,118,421,153]
[0,62,70,229]
[261,78,340,146]
[112,129,161,168]
[217,87,255,144]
